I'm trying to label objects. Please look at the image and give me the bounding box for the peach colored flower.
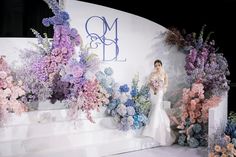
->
[232,148,236,156]
[227,143,234,151]
[221,147,227,154]
[220,154,227,157]
[214,145,221,152]
[208,152,214,157]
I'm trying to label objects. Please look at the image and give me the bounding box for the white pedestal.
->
[208,93,228,145]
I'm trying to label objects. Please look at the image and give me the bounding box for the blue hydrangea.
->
[193,123,202,134]
[133,115,138,122]
[133,121,140,129]
[106,87,113,95]
[108,102,118,110]
[125,99,135,107]
[139,114,148,124]
[199,138,207,146]
[130,87,138,97]
[178,134,186,146]
[188,137,199,148]
[225,122,236,138]
[111,99,121,105]
[232,138,236,147]
[119,84,130,93]
[96,71,105,81]
[102,79,110,88]
[104,67,113,76]
[106,77,114,86]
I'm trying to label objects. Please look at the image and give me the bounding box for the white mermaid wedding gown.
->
[142,74,176,146]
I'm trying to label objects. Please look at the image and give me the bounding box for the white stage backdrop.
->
[62,0,187,99]
[0,0,187,105]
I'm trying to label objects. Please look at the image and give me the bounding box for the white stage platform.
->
[0,97,227,157]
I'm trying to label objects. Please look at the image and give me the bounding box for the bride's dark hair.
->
[154,59,162,66]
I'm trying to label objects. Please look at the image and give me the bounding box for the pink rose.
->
[55,55,62,63]
[0,71,7,79]
[6,76,13,84]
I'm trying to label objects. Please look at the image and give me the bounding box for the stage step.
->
[3,106,107,127]
[0,127,159,157]
[0,136,159,157]
[0,117,115,142]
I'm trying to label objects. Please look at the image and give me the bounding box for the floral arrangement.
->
[0,0,153,126]
[172,82,221,147]
[99,70,151,131]
[150,78,164,94]
[165,25,230,97]
[164,25,230,148]
[209,112,236,156]
[10,0,109,123]
[0,56,27,125]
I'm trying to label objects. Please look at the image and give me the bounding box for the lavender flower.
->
[43,0,62,15]
[59,11,69,21]
[42,18,50,27]
[116,103,127,116]
[127,106,135,116]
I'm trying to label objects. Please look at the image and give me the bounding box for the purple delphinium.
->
[184,25,230,96]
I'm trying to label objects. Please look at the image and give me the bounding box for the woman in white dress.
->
[142,59,176,146]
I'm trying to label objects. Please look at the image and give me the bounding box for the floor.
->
[108,145,208,157]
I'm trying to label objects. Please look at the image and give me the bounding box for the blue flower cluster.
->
[177,122,207,147]
[119,84,130,93]
[96,67,115,95]
[96,68,151,131]
[42,11,70,26]
[225,120,236,139]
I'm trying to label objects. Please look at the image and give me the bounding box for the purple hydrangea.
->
[126,106,135,116]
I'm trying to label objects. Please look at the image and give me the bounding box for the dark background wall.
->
[0,0,235,112]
